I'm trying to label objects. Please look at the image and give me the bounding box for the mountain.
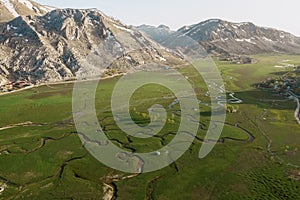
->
[137,19,300,56]
[137,24,175,44]
[0,8,182,86]
[2,2,300,88]
[0,0,54,22]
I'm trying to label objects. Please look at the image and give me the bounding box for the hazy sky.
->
[35,0,300,36]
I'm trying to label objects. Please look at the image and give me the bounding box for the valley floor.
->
[0,55,299,199]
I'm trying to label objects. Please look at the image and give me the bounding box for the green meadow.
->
[0,55,300,199]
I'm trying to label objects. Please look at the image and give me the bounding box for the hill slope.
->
[0,9,181,86]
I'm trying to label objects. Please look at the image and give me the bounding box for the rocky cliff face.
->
[138,19,300,56]
[0,8,182,85]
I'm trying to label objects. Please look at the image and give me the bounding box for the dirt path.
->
[0,74,124,97]
[0,122,45,131]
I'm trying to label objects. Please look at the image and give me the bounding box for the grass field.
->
[0,55,300,199]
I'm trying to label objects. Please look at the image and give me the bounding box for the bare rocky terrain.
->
[0,4,182,86]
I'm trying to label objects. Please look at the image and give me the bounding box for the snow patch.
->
[182,26,190,31]
[27,18,35,24]
[105,29,114,40]
[36,7,44,14]
[236,22,249,27]
[7,24,18,30]
[199,19,219,27]
[1,0,19,17]
[38,5,55,13]
[207,19,219,23]
[232,24,238,29]
[235,38,256,44]
[113,24,134,34]
[155,55,166,62]
[32,6,41,15]
[182,25,201,36]
[125,56,132,61]
[1,0,53,17]
[263,37,273,42]
[18,0,34,10]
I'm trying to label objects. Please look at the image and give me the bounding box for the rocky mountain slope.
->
[0,8,182,86]
[138,19,300,56]
[2,1,300,87]
[0,0,54,22]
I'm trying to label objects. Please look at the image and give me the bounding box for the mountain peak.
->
[137,24,175,44]
[157,24,170,30]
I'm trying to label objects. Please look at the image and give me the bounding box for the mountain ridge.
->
[1,1,300,90]
[138,18,300,56]
[0,8,182,89]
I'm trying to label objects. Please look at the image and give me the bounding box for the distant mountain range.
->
[0,0,300,87]
[137,19,300,56]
